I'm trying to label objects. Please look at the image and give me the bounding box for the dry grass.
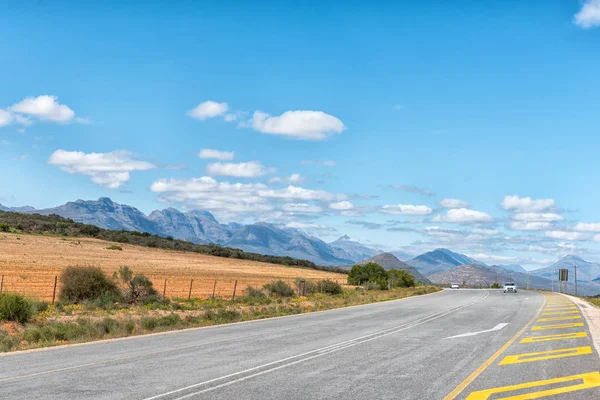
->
[0,233,346,301]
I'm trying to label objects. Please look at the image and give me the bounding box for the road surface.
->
[1,289,598,399]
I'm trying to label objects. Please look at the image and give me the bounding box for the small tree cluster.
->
[348,263,416,290]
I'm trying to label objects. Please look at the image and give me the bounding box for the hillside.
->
[7,197,376,266]
[531,255,600,282]
[355,253,431,284]
[0,232,346,302]
[0,211,346,273]
[406,248,486,276]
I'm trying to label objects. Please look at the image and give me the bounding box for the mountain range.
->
[405,248,486,276]
[530,255,600,282]
[1,197,386,266]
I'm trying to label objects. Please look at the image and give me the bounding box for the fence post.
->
[163,279,167,298]
[0,274,3,293]
[52,276,58,304]
[232,280,238,301]
[188,279,194,300]
[212,279,217,299]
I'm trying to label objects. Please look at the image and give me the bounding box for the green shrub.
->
[244,286,266,299]
[0,223,10,232]
[140,317,158,330]
[0,329,20,352]
[315,280,343,295]
[59,266,121,304]
[114,266,158,304]
[348,262,388,287]
[295,278,316,295]
[0,293,33,323]
[141,314,182,331]
[388,269,416,288]
[95,317,118,334]
[106,245,123,251]
[491,282,501,289]
[263,280,295,297]
[31,300,50,313]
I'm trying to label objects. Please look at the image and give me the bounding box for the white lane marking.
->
[444,323,509,339]
[0,329,292,383]
[143,292,489,400]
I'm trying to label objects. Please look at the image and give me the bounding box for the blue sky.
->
[1,0,600,269]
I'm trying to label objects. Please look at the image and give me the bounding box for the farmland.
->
[0,233,347,301]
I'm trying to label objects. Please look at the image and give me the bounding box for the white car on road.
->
[503,282,517,293]
[451,283,460,289]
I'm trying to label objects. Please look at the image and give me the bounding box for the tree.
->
[387,269,416,288]
[114,266,158,304]
[348,262,388,287]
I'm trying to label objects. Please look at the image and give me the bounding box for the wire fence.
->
[0,273,351,303]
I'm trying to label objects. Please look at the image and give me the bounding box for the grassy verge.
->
[582,297,600,308]
[0,286,440,352]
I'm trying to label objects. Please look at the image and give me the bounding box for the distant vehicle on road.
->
[503,282,517,293]
[451,283,460,289]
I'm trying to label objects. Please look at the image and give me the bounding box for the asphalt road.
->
[1,289,598,399]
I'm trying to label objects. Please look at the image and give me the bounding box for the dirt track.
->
[0,233,346,301]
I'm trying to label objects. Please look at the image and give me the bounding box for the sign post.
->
[559,269,569,293]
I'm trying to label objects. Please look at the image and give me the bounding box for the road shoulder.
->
[559,293,600,357]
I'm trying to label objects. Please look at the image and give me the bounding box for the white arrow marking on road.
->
[444,323,509,339]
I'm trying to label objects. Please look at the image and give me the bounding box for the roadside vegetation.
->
[0,263,439,352]
[0,211,346,273]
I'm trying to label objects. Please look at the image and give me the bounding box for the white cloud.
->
[281,203,323,213]
[206,161,272,178]
[439,198,468,209]
[574,222,600,232]
[301,160,336,166]
[187,101,229,120]
[268,174,306,184]
[392,104,404,110]
[501,195,554,212]
[285,222,335,233]
[472,228,501,235]
[380,204,433,215]
[329,201,354,210]
[544,231,587,241]
[510,221,552,231]
[151,177,272,215]
[9,95,76,122]
[594,234,600,242]
[574,0,600,28]
[258,185,344,202]
[48,150,155,188]
[433,208,494,223]
[512,213,563,222]
[198,149,234,160]
[258,185,346,201]
[0,110,13,127]
[252,110,345,140]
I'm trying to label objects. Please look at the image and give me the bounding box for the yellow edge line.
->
[443,293,547,400]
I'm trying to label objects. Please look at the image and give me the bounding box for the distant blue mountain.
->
[497,264,527,274]
[23,198,358,266]
[531,255,600,282]
[406,248,487,276]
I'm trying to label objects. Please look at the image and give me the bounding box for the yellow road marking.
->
[545,304,577,308]
[537,315,582,322]
[531,322,584,330]
[520,332,588,343]
[541,310,580,316]
[442,295,547,400]
[465,371,600,399]
[499,346,592,365]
